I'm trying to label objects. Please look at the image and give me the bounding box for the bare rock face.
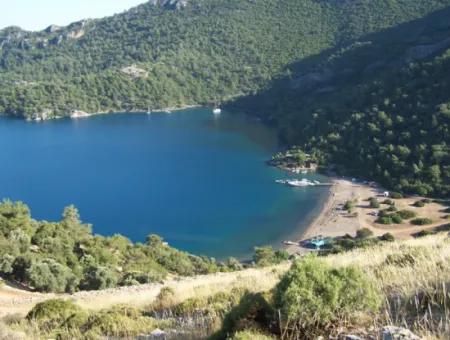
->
[148,0,189,10]
[382,326,420,340]
[121,64,149,79]
[45,25,62,34]
[66,20,90,39]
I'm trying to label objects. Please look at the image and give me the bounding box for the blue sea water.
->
[0,108,329,258]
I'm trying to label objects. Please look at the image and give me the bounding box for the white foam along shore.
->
[28,104,203,121]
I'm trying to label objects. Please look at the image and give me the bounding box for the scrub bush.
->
[220,293,273,338]
[274,257,380,336]
[27,299,86,331]
[397,210,417,220]
[411,218,433,226]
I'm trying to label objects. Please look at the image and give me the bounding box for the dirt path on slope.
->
[0,264,290,317]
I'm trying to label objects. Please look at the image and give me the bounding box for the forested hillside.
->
[0,0,449,119]
[232,6,450,197]
[0,200,237,293]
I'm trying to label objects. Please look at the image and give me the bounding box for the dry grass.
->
[3,236,450,338]
[325,233,450,338]
[0,264,290,317]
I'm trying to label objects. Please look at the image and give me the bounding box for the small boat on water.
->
[287,179,313,187]
[165,110,172,114]
[147,106,152,115]
[213,108,222,115]
[276,178,333,187]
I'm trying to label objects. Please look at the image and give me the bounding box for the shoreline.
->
[25,104,203,121]
[284,174,450,255]
[284,177,377,254]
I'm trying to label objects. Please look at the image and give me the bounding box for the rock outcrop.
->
[45,25,62,34]
[148,0,189,10]
[66,20,89,39]
[121,65,149,79]
[382,326,420,340]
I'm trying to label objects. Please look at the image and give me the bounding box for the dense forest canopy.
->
[0,0,449,119]
[232,6,450,197]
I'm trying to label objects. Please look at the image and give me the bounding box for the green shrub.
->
[390,192,404,199]
[386,205,398,212]
[0,254,14,274]
[119,271,165,286]
[356,228,374,239]
[369,198,380,209]
[231,330,275,340]
[411,218,433,226]
[274,257,380,335]
[382,199,394,205]
[253,246,287,267]
[154,287,176,309]
[377,216,393,225]
[83,306,160,338]
[391,214,403,224]
[377,213,403,224]
[380,233,395,242]
[26,259,78,293]
[413,230,434,238]
[81,265,117,291]
[220,293,272,337]
[27,299,85,330]
[397,210,417,220]
[344,200,355,212]
[226,257,244,271]
[414,201,425,208]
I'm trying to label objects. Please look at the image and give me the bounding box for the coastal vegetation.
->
[0,200,237,293]
[3,233,450,339]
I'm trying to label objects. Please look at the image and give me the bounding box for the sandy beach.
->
[284,178,374,254]
[285,177,450,254]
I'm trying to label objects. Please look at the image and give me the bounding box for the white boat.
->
[276,178,319,187]
[165,110,172,114]
[213,108,222,115]
[147,106,152,115]
[287,179,315,187]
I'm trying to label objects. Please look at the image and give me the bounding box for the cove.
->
[0,108,329,258]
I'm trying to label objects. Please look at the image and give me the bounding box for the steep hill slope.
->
[232,6,450,197]
[0,0,449,119]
